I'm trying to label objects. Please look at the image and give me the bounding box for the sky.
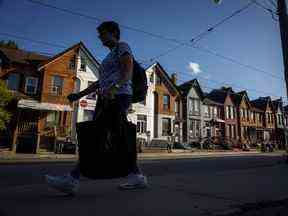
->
[0,0,285,101]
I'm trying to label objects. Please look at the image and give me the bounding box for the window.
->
[80,57,86,71]
[162,118,171,136]
[25,77,38,94]
[51,75,64,96]
[229,106,234,119]
[46,111,60,127]
[226,106,229,119]
[204,105,209,117]
[163,95,170,111]
[214,107,217,118]
[156,75,162,85]
[175,101,179,118]
[69,55,76,70]
[189,98,200,115]
[149,73,154,83]
[188,119,201,138]
[7,73,20,91]
[137,115,147,134]
[86,81,97,100]
[83,110,94,121]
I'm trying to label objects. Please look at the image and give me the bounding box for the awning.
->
[17,99,73,111]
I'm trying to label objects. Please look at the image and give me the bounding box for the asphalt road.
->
[0,155,287,216]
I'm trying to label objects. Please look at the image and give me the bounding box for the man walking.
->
[45,21,148,195]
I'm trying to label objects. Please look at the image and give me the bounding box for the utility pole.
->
[278,0,288,97]
[277,0,288,162]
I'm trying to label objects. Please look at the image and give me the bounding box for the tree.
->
[0,80,13,131]
[0,40,19,49]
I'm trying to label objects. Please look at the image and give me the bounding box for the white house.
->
[71,42,101,142]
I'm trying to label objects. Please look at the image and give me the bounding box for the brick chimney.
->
[171,73,177,85]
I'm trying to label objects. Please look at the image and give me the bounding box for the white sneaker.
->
[118,173,148,190]
[45,174,79,195]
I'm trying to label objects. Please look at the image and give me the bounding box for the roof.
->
[148,62,180,95]
[0,47,49,64]
[39,41,100,69]
[202,97,223,106]
[250,97,271,111]
[205,87,234,105]
[272,98,282,111]
[178,79,204,99]
[231,91,249,107]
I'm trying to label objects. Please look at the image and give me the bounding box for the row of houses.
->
[0,42,287,153]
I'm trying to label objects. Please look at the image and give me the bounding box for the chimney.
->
[171,73,177,85]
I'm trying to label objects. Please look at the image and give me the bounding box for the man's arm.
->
[78,80,100,98]
[116,53,133,87]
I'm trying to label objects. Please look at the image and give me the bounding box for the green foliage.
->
[0,40,19,49]
[0,80,13,130]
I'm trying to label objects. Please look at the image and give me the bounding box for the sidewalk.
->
[0,149,285,165]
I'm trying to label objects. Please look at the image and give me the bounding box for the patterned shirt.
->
[98,42,133,96]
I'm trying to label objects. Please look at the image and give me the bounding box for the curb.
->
[0,151,285,165]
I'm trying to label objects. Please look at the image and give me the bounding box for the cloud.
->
[188,62,202,74]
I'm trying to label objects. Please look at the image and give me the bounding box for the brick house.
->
[272,98,287,149]
[143,62,181,146]
[205,87,238,147]
[0,42,90,153]
[231,91,257,146]
[250,97,275,143]
[0,47,50,151]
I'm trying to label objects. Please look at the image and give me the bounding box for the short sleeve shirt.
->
[98,42,133,96]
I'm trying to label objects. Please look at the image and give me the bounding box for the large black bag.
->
[76,102,137,179]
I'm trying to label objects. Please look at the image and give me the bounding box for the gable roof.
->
[178,79,204,99]
[39,41,100,69]
[272,98,283,111]
[231,91,250,107]
[0,47,49,65]
[147,62,179,95]
[250,96,272,111]
[205,87,234,105]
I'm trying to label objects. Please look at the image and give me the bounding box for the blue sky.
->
[0,0,285,100]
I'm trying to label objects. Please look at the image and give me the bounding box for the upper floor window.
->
[156,75,162,85]
[69,55,76,70]
[189,98,200,114]
[25,76,38,95]
[80,57,86,71]
[7,73,20,91]
[149,73,154,83]
[204,105,209,117]
[51,75,63,96]
[163,94,170,111]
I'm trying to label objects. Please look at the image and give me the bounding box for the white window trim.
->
[25,77,38,94]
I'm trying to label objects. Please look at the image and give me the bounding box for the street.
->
[0,154,287,216]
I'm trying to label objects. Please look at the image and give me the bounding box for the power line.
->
[0,30,283,98]
[25,0,283,81]
[143,1,255,64]
[0,32,66,48]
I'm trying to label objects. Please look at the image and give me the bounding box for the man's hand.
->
[67,93,81,102]
[102,86,118,100]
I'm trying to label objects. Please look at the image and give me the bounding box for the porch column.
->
[11,109,21,153]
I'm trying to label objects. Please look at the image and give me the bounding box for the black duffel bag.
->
[75,101,137,179]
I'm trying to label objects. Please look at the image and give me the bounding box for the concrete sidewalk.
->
[0,149,285,165]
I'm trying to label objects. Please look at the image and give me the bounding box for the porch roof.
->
[17,99,73,111]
